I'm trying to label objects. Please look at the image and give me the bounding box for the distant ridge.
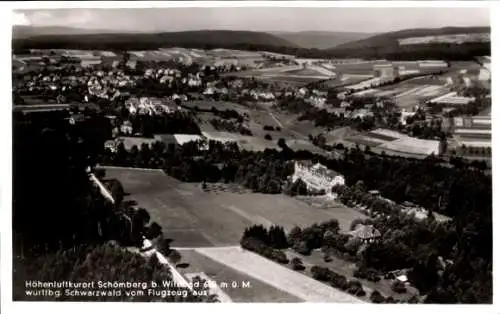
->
[272,31,376,49]
[332,26,490,50]
[12,27,299,50]
[13,25,125,39]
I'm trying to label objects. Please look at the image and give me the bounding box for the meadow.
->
[176,249,301,302]
[103,168,364,247]
[195,247,364,303]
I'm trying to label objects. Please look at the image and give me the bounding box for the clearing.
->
[176,248,301,302]
[104,168,364,246]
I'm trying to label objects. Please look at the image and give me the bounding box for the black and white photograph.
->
[2,1,496,311]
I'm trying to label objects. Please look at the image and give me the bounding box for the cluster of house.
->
[124,96,187,116]
[86,71,136,100]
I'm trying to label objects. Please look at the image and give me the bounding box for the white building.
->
[292,161,345,193]
[400,108,416,125]
[478,63,491,81]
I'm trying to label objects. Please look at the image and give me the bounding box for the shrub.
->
[271,250,289,264]
[370,290,386,303]
[264,134,272,141]
[353,267,381,282]
[385,272,396,280]
[145,222,162,240]
[347,280,364,296]
[241,237,288,264]
[392,280,408,294]
[311,266,330,282]
[291,257,305,271]
[168,249,182,264]
[293,240,311,256]
[158,238,172,256]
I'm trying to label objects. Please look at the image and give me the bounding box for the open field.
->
[287,67,331,76]
[104,168,364,246]
[183,100,250,114]
[478,106,491,116]
[195,247,364,303]
[380,137,440,155]
[345,128,440,156]
[346,136,385,148]
[177,249,301,302]
[202,131,281,151]
[365,131,399,141]
[322,76,372,88]
[226,65,332,86]
[352,78,451,108]
[256,75,326,84]
[399,33,490,45]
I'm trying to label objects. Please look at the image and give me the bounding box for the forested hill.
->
[271,31,375,49]
[12,29,299,50]
[13,25,121,39]
[12,26,491,61]
[332,26,490,50]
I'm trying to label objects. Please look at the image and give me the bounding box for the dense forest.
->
[12,110,213,302]
[99,135,491,219]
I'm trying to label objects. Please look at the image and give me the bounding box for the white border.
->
[9,1,493,9]
[1,2,498,314]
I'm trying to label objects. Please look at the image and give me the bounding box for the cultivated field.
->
[351,76,451,108]
[202,131,281,151]
[227,64,334,86]
[194,247,364,303]
[176,249,301,302]
[183,100,250,114]
[398,33,490,45]
[346,128,440,156]
[104,168,364,246]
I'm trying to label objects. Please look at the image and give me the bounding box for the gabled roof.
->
[350,224,381,240]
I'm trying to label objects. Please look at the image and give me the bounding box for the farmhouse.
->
[349,224,381,244]
[292,160,345,193]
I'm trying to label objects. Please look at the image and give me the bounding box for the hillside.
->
[272,31,375,49]
[12,29,299,51]
[333,26,490,50]
[12,25,123,39]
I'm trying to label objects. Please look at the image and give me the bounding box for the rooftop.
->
[350,224,381,240]
[296,160,341,179]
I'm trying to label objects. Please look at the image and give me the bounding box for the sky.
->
[12,7,490,33]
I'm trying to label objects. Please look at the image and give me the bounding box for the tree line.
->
[13,110,215,302]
